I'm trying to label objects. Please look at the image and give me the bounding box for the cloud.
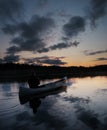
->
[2,24,19,34]
[10,37,45,52]
[37,48,50,53]
[6,46,21,55]
[87,0,107,27]
[3,54,20,63]
[40,58,66,66]
[23,56,67,66]
[37,41,79,53]
[3,15,55,36]
[96,57,107,61]
[37,0,49,8]
[83,49,107,55]
[3,14,81,55]
[63,16,86,38]
[3,15,55,54]
[50,41,79,50]
[0,0,23,25]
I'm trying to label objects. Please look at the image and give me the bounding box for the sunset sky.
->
[0,0,107,66]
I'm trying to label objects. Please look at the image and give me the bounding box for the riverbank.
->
[0,63,107,82]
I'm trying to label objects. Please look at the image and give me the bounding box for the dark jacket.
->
[28,75,40,88]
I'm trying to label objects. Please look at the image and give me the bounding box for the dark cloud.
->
[41,58,66,66]
[3,15,55,54]
[37,0,49,8]
[96,57,107,61]
[84,49,107,55]
[3,14,81,55]
[63,16,86,38]
[23,56,67,66]
[37,41,79,53]
[87,0,107,27]
[10,37,45,52]
[0,0,23,25]
[2,24,19,34]
[50,41,79,50]
[37,48,50,53]
[3,15,55,36]
[6,46,21,55]
[50,42,70,50]
[3,54,20,63]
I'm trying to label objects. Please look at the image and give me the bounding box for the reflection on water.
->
[29,98,41,114]
[0,76,107,130]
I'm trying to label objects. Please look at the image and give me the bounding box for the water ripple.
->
[0,103,21,118]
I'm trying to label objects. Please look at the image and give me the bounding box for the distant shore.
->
[0,63,107,82]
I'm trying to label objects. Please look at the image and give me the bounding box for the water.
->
[0,76,107,130]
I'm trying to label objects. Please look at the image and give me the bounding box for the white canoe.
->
[19,77,67,104]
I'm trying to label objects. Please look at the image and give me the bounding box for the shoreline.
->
[0,63,107,82]
[0,70,107,83]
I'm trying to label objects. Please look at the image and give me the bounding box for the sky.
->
[0,0,107,66]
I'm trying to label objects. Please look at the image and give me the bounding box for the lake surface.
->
[0,76,107,130]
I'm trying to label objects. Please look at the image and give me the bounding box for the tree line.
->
[0,63,107,79]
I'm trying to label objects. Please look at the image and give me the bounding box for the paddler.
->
[28,71,40,88]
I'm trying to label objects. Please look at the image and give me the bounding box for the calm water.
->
[0,76,107,130]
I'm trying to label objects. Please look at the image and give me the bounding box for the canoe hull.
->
[19,77,67,104]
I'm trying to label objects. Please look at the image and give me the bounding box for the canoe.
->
[19,77,67,104]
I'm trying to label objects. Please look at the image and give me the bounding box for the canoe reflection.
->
[29,98,41,114]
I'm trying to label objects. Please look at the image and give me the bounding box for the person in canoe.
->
[28,71,41,114]
[28,71,40,88]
